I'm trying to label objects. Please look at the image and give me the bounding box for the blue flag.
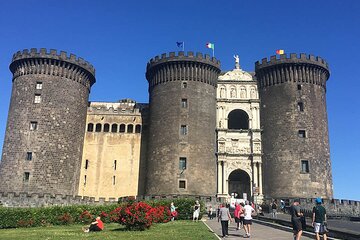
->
[176,41,184,48]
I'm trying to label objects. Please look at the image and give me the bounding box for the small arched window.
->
[135,124,142,133]
[103,123,110,132]
[87,123,94,132]
[111,124,118,133]
[127,124,134,133]
[119,124,126,133]
[95,123,102,132]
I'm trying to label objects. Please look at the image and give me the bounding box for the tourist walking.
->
[234,202,241,230]
[239,202,245,229]
[208,205,214,219]
[243,200,255,238]
[193,200,201,221]
[218,203,232,238]
[312,198,328,240]
[271,200,278,218]
[290,199,303,240]
[170,202,178,221]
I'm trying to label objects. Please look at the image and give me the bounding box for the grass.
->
[0,220,218,240]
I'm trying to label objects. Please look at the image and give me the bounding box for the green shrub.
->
[0,198,206,229]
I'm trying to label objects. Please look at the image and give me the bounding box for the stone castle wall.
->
[145,52,221,196]
[0,49,95,196]
[255,53,333,199]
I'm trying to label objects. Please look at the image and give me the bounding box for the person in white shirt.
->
[243,200,255,238]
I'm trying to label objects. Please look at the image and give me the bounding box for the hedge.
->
[0,198,205,229]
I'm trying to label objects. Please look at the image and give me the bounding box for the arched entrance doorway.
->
[228,169,251,200]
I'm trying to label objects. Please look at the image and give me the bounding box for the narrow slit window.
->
[34,94,42,103]
[24,172,30,182]
[298,102,304,112]
[298,130,306,138]
[30,121,38,131]
[181,99,188,108]
[85,159,89,169]
[114,160,117,170]
[301,160,309,173]
[36,82,43,90]
[180,125,188,135]
[113,176,116,185]
[84,175,87,185]
[26,152,32,161]
[179,157,187,170]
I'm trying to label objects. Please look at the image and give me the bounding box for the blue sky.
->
[0,0,359,200]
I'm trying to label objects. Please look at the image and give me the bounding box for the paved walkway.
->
[203,218,313,240]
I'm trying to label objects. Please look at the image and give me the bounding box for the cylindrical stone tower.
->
[255,53,333,199]
[0,48,96,196]
[145,52,221,196]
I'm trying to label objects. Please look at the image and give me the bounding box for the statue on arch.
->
[234,54,240,69]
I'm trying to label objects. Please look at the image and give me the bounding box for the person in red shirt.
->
[83,216,104,232]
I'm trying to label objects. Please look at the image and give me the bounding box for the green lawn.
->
[0,220,218,240]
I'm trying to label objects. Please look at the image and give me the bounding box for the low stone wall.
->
[0,192,217,208]
[0,192,118,207]
[264,198,360,217]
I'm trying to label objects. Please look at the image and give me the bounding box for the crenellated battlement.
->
[12,48,95,75]
[255,53,329,70]
[9,48,96,88]
[255,53,330,89]
[146,51,221,88]
[147,51,220,70]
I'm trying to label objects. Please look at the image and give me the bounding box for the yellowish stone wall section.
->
[78,100,145,200]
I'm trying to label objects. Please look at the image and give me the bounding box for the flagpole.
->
[212,47,214,57]
[183,42,185,52]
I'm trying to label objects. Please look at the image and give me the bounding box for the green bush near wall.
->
[0,199,205,229]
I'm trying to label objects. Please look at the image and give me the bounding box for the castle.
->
[0,48,333,207]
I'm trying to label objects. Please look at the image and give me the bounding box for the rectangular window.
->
[297,84,302,90]
[114,160,117,170]
[180,125,188,135]
[24,172,30,182]
[181,99,188,108]
[179,180,186,189]
[84,175,87,185]
[34,94,42,103]
[301,160,309,173]
[113,176,116,185]
[36,82,43,90]
[182,82,187,88]
[85,159,89,169]
[298,130,306,138]
[26,152,32,161]
[179,157,187,170]
[30,121,38,130]
[298,102,304,112]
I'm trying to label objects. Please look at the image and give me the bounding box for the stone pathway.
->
[203,218,313,240]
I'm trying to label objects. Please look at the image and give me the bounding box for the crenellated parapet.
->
[146,51,221,88]
[9,48,96,89]
[255,53,330,89]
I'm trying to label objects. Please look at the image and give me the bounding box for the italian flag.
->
[206,42,215,49]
